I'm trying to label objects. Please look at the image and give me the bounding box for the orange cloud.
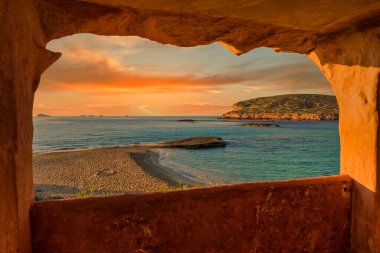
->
[40,35,330,95]
[35,34,333,116]
[160,103,231,116]
[41,51,329,94]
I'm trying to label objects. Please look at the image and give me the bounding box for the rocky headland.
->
[221,94,338,120]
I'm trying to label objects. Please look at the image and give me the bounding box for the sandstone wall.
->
[309,27,380,252]
[31,176,351,253]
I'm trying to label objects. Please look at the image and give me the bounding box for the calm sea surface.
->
[33,116,340,184]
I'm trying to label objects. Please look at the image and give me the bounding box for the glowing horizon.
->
[34,34,333,116]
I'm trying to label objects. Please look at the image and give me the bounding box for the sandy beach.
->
[33,146,197,199]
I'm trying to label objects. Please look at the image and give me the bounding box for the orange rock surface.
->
[31,176,351,253]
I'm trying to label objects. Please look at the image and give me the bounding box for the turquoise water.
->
[33,116,340,183]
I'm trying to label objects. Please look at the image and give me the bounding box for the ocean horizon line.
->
[33,115,220,117]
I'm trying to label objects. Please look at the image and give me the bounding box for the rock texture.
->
[1,0,380,252]
[31,176,351,253]
[221,94,338,120]
[308,28,380,252]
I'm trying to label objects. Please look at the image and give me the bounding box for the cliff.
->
[221,94,338,120]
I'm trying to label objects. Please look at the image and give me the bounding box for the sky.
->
[34,34,333,116]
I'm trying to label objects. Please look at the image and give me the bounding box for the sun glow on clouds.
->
[34,34,332,116]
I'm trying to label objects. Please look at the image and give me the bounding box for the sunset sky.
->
[35,34,333,116]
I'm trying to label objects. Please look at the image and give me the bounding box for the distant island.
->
[36,114,51,117]
[220,94,338,120]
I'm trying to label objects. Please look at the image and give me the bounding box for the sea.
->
[33,116,340,184]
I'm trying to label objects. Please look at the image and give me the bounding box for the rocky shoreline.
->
[221,112,338,120]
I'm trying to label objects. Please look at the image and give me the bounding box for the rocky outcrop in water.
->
[221,94,338,120]
[148,137,226,149]
[37,114,51,117]
[177,119,196,122]
[242,123,279,128]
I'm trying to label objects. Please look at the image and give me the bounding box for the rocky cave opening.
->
[2,1,380,252]
[32,33,340,200]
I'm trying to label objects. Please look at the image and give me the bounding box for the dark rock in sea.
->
[243,123,279,128]
[37,114,50,117]
[177,119,196,122]
[149,137,226,149]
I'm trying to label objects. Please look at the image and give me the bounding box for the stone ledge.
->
[31,175,351,253]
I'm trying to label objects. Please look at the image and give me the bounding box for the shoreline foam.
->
[129,149,199,187]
